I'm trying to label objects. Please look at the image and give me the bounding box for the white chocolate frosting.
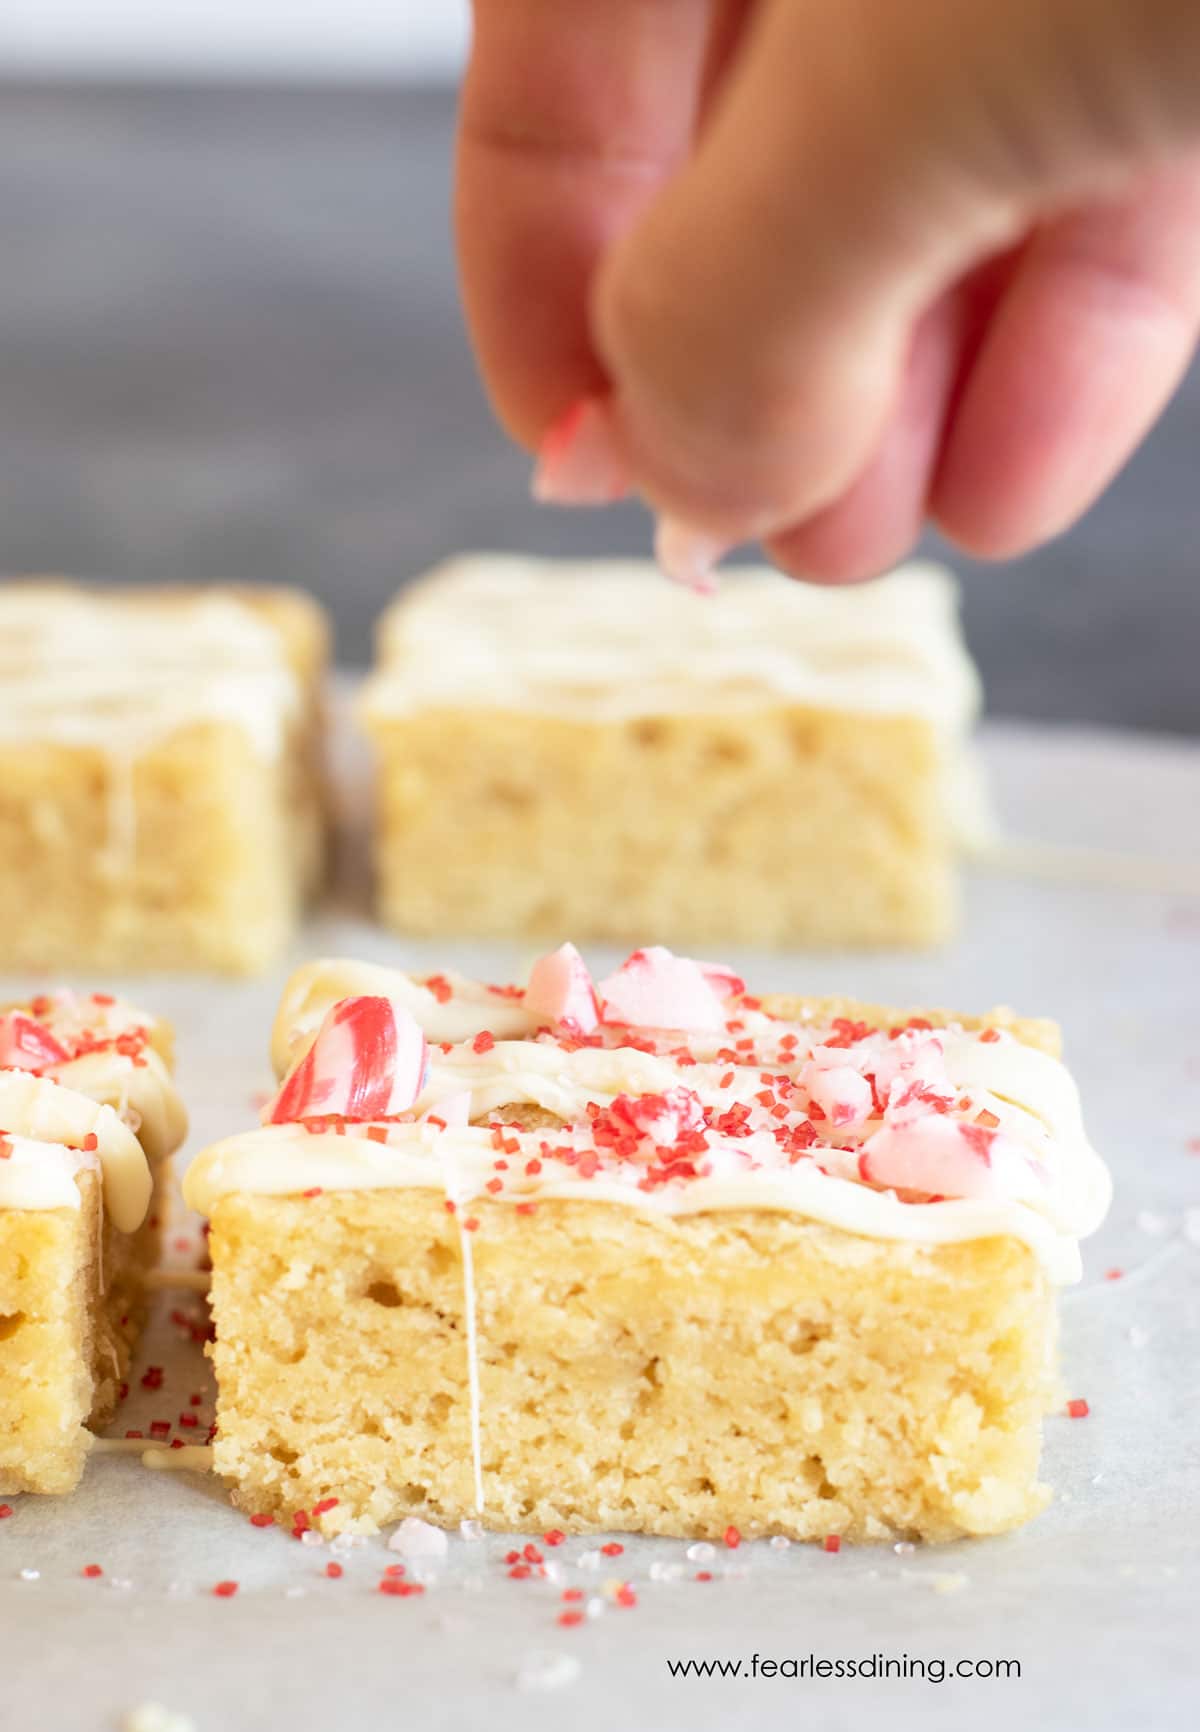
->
[186,954,1110,1285]
[0,992,187,1230]
[0,583,300,759]
[359,556,982,729]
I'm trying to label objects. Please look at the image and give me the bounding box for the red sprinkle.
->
[557,1610,585,1628]
[325,1562,344,1579]
[472,1031,496,1055]
[523,1543,544,1564]
[301,1187,323,1199]
[723,1525,742,1550]
[823,1535,842,1554]
[562,1588,584,1602]
[600,1542,624,1557]
[695,1570,713,1582]
[82,1564,103,1578]
[615,1585,638,1608]
[378,1578,425,1597]
[312,1497,339,1517]
[543,1529,566,1547]
[1067,1398,1090,1419]
[249,1513,275,1528]
[0,1504,12,1519]
[1104,1268,1124,1282]
[462,1217,480,1233]
[213,1580,239,1598]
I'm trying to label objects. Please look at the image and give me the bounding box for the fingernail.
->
[531,397,633,506]
[653,516,729,594]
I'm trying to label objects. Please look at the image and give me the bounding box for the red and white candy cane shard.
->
[597,947,731,1032]
[801,1060,873,1131]
[524,943,600,1034]
[0,1012,70,1074]
[265,997,428,1125]
[857,1114,1041,1204]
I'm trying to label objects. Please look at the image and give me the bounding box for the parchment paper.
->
[2,714,1198,1732]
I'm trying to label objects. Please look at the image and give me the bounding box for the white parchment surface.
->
[1,716,1198,1732]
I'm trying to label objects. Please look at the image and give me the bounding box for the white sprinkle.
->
[1136,1209,1169,1236]
[769,1535,791,1552]
[649,1559,686,1583]
[330,1531,364,1554]
[299,1529,324,1549]
[542,1560,564,1584]
[516,1650,582,1692]
[893,1542,916,1556]
[686,1542,716,1564]
[18,1568,39,1582]
[585,1595,606,1620]
[1183,1207,1200,1247]
[1092,1473,1105,1486]
[121,1706,196,1732]
[576,1549,601,1573]
[459,1518,484,1542]
[284,1585,307,1599]
[388,1516,449,1561]
[109,1576,134,1590]
[1128,1325,1151,1350]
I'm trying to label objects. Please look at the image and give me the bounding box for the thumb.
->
[589,0,1200,542]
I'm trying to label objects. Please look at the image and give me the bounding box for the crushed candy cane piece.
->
[264,996,428,1125]
[525,942,600,1034]
[598,947,731,1032]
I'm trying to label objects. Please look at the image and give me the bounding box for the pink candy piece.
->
[801,1060,873,1130]
[264,997,428,1125]
[598,947,737,1032]
[524,943,601,1034]
[697,960,746,1001]
[653,516,728,595]
[0,1012,69,1074]
[616,1086,706,1146]
[857,1114,1038,1204]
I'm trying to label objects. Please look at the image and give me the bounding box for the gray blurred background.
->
[0,78,1196,734]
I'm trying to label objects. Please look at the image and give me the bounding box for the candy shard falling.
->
[531,397,633,506]
[264,995,427,1124]
[653,516,728,594]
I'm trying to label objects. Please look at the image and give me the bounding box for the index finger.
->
[456,0,717,446]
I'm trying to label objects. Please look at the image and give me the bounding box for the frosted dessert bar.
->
[0,990,187,1494]
[358,556,986,949]
[186,945,1110,1543]
[0,581,328,975]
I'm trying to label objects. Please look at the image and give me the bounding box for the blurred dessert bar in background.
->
[0,582,328,974]
[0,989,187,1494]
[359,556,987,949]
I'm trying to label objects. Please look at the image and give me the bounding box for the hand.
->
[456,0,1200,582]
